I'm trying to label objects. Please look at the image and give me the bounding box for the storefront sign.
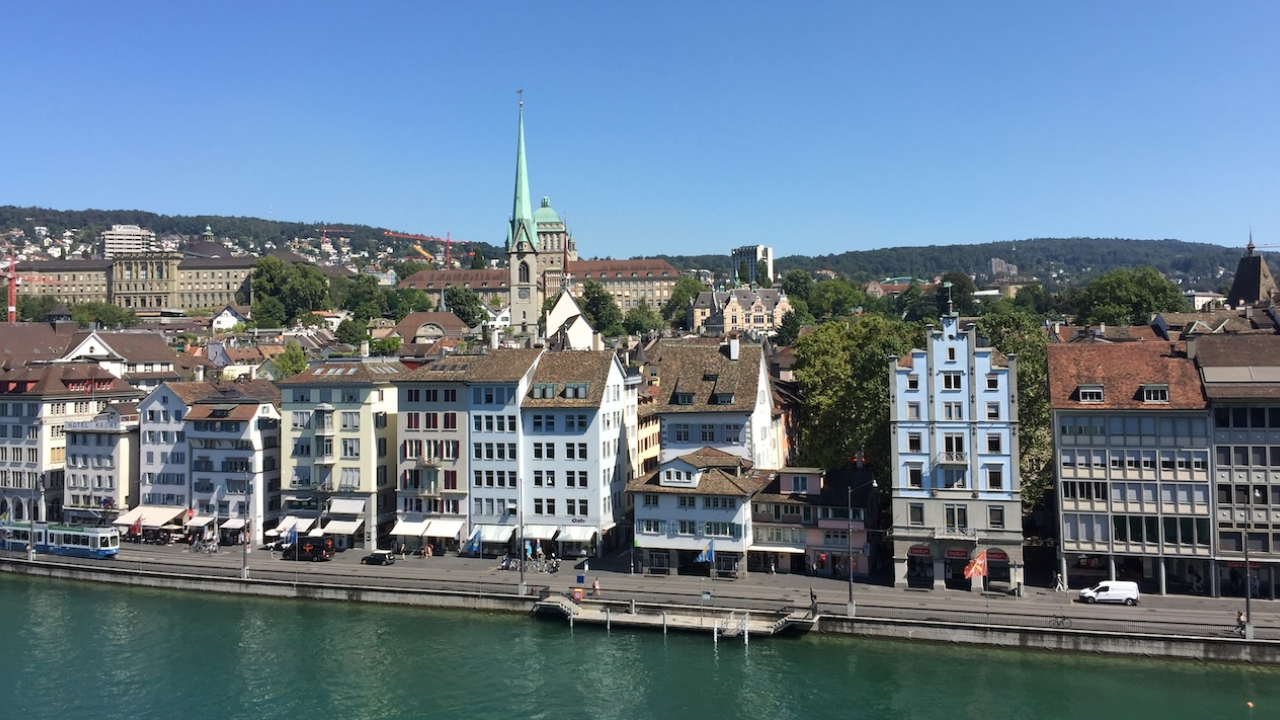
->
[986,549,1009,562]
[908,545,932,557]
[1226,561,1260,569]
[945,549,970,559]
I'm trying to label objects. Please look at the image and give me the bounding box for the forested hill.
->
[661,237,1245,291]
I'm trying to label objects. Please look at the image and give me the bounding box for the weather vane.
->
[517,88,523,108]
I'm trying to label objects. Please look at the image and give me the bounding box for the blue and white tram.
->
[0,523,120,559]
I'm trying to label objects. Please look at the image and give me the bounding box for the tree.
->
[388,288,432,321]
[251,296,287,329]
[580,280,623,333]
[935,271,977,316]
[774,309,803,346]
[471,250,485,269]
[17,295,59,322]
[335,318,366,346]
[1073,266,1188,325]
[809,278,861,318]
[662,276,708,329]
[756,260,773,288]
[738,260,751,286]
[281,265,332,322]
[623,300,664,336]
[975,309,1053,513]
[793,316,923,483]
[781,269,814,306]
[444,286,487,328]
[370,337,402,356]
[274,339,308,378]
[69,302,140,328]
[896,281,937,322]
[1013,284,1055,316]
[393,260,430,285]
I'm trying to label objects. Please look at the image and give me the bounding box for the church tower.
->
[507,97,541,335]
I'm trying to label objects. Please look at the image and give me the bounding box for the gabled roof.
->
[0,363,139,399]
[394,312,470,341]
[648,339,763,414]
[1047,342,1204,410]
[397,269,509,292]
[566,259,679,278]
[0,321,80,369]
[464,348,543,383]
[69,330,177,363]
[276,358,408,385]
[523,351,616,408]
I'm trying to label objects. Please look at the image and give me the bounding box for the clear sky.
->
[3,2,1278,259]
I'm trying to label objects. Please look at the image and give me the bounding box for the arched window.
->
[519,262,530,284]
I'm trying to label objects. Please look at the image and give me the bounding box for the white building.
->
[100,224,157,257]
[63,403,139,526]
[730,245,774,286]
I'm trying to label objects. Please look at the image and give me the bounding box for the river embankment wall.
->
[5,557,1278,664]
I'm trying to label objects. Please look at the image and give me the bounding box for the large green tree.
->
[335,318,366,346]
[444,286,487,328]
[623,300,664,336]
[580,280,624,335]
[1072,266,1188,325]
[793,316,923,483]
[975,308,1053,513]
[662,276,708,329]
[274,339,308,378]
[781,269,814,306]
[70,302,140,328]
[756,260,773,288]
[774,309,804,346]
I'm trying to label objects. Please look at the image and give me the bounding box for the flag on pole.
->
[964,550,989,580]
[695,540,715,564]
[130,516,143,537]
[286,525,298,546]
[462,528,481,555]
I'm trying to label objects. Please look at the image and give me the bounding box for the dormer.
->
[1141,384,1169,404]
[658,458,700,487]
[1077,384,1104,403]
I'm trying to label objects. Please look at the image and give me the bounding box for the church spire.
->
[509,91,538,251]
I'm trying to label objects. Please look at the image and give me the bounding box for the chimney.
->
[359,341,369,358]
[196,364,205,382]
[489,327,501,350]
[729,333,740,361]
[1186,335,1198,360]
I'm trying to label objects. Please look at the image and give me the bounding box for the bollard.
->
[713,622,718,644]
[663,611,667,634]
[606,606,611,632]
[630,598,636,615]
[744,612,749,646]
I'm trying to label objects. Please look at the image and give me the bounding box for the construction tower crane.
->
[383,231,474,269]
[4,255,62,323]
[314,225,355,245]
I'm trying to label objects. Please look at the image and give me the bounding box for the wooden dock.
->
[533,595,818,639]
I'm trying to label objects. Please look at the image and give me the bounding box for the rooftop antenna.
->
[943,281,955,315]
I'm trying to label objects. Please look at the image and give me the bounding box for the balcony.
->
[313,454,336,465]
[399,484,440,497]
[416,455,441,468]
[314,423,336,437]
[933,526,978,540]
[935,452,968,465]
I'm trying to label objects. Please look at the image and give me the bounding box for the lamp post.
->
[241,471,251,581]
[847,479,877,617]
[517,476,526,597]
[28,473,44,561]
[1245,486,1254,640]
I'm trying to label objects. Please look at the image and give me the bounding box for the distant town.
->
[2,106,1279,613]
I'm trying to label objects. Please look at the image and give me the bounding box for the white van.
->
[1078,580,1140,606]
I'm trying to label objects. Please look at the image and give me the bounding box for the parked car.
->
[281,540,334,562]
[361,550,396,566]
[1078,580,1140,605]
[261,539,287,552]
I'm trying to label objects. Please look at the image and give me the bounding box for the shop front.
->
[906,545,934,588]
[943,547,972,590]
[985,548,1011,591]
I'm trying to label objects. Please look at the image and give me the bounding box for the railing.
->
[933,526,978,540]
[935,452,968,465]
[313,454,336,465]
[416,455,441,468]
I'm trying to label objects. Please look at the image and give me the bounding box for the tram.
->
[0,523,121,559]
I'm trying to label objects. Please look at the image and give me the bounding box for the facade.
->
[649,337,778,469]
[730,245,774,287]
[7,252,254,312]
[185,384,282,547]
[521,350,636,556]
[61,329,179,390]
[1049,342,1212,596]
[561,259,681,313]
[136,383,222,514]
[888,315,1023,591]
[278,358,402,551]
[628,447,767,577]
[748,467,877,578]
[689,289,793,336]
[100,224,157,257]
[62,403,139,525]
[0,363,140,525]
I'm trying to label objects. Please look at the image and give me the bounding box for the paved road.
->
[16,542,1277,640]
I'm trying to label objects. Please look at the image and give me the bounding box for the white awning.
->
[295,516,317,533]
[112,505,188,529]
[185,515,214,528]
[328,498,366,516]
[221,518,246,530]
[748,545,808,554]
[424,518,465,538]
[522,524,560,540]
[323,519,363,536]
[556,525,598,543]
[308,527,325,537]
[391,519,430,537]
[477,524,515,543]
[268,516,299,537]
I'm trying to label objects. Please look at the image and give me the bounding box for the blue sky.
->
[2,2,1278,259]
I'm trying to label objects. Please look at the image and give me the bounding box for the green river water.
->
[1,575,1275,720]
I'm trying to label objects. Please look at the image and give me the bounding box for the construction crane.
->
[313,225,355,245]
[3,255,62,323]
[383,231,474,269]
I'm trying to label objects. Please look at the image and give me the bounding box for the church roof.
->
[1226,239,1279,308]
[533,196,562,226]
[508,102,538,252]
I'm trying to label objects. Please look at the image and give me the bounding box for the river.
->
[1,575,1275,720]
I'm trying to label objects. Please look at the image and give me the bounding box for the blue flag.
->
[286,525,298,546]
[695,540,715,564]
[462,528,481,555]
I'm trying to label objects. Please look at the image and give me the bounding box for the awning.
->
[221,518,246,530]
[391,519,430,537]
[323,519,364,536]
[266,516,299,537]
[295,516,317,533]
[424,518,465,538]
[159,524,183,531]
[328,498,366,515]
[112,505,188,529]
[556,525,598,543]
[308,527,325,537]
[185,515,214,528]
[747,545,807,554]
[522,524,560,540]
[477,524,515,543]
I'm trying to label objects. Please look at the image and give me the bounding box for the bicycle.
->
[1048,615,1072,629]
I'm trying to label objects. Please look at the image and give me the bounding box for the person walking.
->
[809,588,818,618]
[592,577,601,597]
[1053,572,1065,592]
[1237,610,1248,637]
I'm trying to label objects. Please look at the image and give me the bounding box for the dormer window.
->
[1078,385,1104,403]
[1142,384,1169,403]
[711,393,734,405]
[674,392,695,406]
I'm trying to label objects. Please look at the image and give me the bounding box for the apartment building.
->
[62,403,139,525]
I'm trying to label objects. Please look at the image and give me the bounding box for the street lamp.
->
[28,473,44,561]
[1244,486,1255,640]
[847,478,877,617]
[516,479,526,596]
[241,471,251,581]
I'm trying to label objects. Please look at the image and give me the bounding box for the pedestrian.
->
[1053,572,1065,592]
[770,559,776,575]
[584,559,590,573]
[592,577,601,597]
[809,588,818,618]
[1237,610,1248,636]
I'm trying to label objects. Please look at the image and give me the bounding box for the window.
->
[987,434,1001,453]
[792,475,809,493]
[674,424,690,442]
[986,374,998,390]
[907,433,922,453]
[944,504,968,531]
[986,403,999,420]
[1078,385,1103,403]
[942,372,962,390]
[908,465,923,488]
[700,424,715,442]
[987,466,1004,490]
[642,494,659,507]
[907,403,921,420]
[341,439,360,458]
[909,503,924,526]
[989,506,1005,529]
[1143,385,1169,403]
[944,402,963,420]
[406,413,420,430]
[907,375,919,390]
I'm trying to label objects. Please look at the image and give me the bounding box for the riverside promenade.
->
[4,542,1279,663]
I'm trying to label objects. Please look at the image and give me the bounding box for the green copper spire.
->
[508,95,538,251]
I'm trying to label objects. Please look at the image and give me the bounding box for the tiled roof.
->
[566,259,679,278]
[394,312,470,341]
[627,465,771,497]
[0,322,80,368]
[186,403,260,421]
[0,363,139,399]
[397,269,509,291]
[1194,335,1280,399]
[163,381,227,405]
[71,330,178,363]
[464,348,543,383]
[523,351,615,408]
[276,358,408,385]
[648,339,763,414]
[1047,342,1204,410]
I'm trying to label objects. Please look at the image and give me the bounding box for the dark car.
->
[281,540,334,562]
[361,550,396,566]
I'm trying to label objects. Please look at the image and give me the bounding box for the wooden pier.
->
[533,594,818,640]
